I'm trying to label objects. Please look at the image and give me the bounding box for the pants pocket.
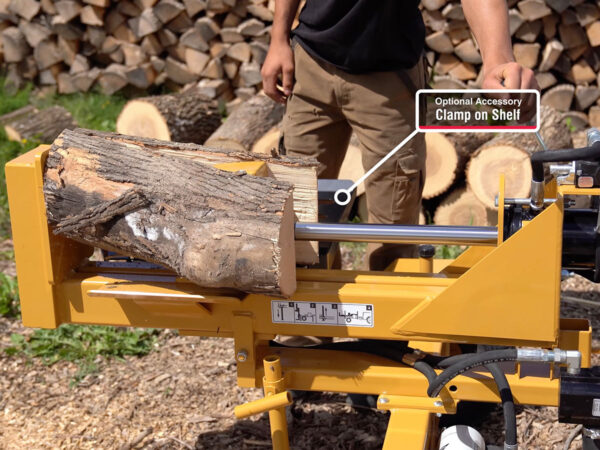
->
[392,161,423,223]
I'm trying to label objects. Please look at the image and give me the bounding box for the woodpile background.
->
[0,0,598,227]
[0,0,599,119]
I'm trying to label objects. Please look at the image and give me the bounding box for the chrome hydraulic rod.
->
[294,223,498,246]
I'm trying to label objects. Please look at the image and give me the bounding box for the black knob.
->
[419,244,435,258]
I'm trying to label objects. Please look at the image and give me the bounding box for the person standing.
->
[261,0,539,270]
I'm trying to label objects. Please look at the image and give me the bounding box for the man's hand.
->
[482,62,539,122]
[261,40,295,104]
[482,61,539,90]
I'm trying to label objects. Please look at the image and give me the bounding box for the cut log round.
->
[116,89,222,144]
[423,132,493,199]
[5,106,77,143]
[43,128,297,296]
[467,106,572,208]
[205,92,284,151]
[433,189,490,226]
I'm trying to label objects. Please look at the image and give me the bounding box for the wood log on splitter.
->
[43,128,297,296]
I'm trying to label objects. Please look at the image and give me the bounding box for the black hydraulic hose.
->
[530,142,600,182]
[427,349,518,397]
[434,353,473,368]
[486,363,517,447]
[414,361,437,384]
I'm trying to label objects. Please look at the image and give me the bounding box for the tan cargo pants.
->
[282,44,428,270]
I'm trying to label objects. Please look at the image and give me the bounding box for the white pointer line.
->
[334,129,420,206]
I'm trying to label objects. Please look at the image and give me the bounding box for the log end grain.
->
[467,145,532,208]
[423,133,459,199]
[116,99,172,141]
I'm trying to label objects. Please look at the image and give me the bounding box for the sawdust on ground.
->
[0,240,599,449]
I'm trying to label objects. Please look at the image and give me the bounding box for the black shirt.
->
[292,0,425,74]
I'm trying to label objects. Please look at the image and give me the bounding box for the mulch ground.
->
[0,240,599,449]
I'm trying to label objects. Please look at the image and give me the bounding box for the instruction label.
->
[271,300,374,327]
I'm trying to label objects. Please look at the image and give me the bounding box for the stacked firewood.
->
[423,0,600,128]
[1,0,600,122]
[0,0,277,106]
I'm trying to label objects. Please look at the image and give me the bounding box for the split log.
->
[5,106,77,143]
[425,31,454,53]
[116,89,222,144]
[587,21,600,47]
[538,39,564,72]
[205,93,284,152]
[518,0,552,21]
[433,189,490,226]
[423,132,493,199]
[1,27,29,63]
[8,0,40,21]
[43,128,297,296]
[467,106,572,208]
[513,42,540,69]
[562,111,589,131]
[575,85,600,111]
[535,71,557,90]
[589,106,600,128]
[541,84,575,112]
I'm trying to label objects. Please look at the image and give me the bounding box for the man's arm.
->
[462,0,539,90]
[261,0,301,103]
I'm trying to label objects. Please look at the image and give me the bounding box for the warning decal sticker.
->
[271,300,374,328]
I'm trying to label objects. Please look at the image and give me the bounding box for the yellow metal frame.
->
[5,146,595,450]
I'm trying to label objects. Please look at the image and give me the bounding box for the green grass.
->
[36,90,127,131]
[6,325,158,384]
[0,273,19,318]
[435,245,465,259]
[0,80,154,383]
[0,274,158,383]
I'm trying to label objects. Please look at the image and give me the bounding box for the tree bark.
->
[116,88,222,144]
[84,128,320,265]
[5,106,77,143]
[43,128,297,296]
[205,92,284,151]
